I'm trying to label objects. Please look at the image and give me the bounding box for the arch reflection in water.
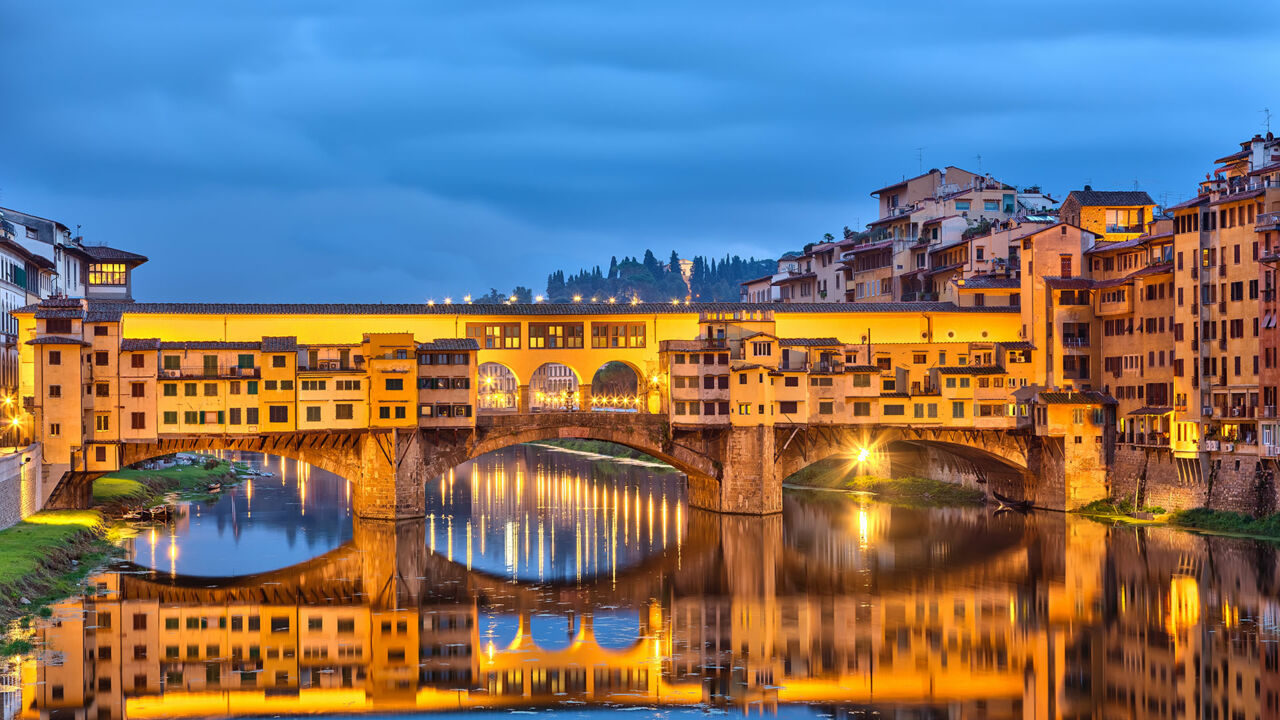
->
[425,444,686,582]
[125,452,353,577]
[20,445,1280,719]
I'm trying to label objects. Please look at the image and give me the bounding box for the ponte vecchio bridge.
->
[16,299,1114,516]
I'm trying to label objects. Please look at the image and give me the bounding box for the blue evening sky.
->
[1,1,1275,302]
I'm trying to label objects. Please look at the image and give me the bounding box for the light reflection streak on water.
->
[424,446,686,582]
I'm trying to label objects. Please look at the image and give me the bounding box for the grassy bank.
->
[0,510,116,626]
[784,458,986,507]
[530,439,662,462]
[93,456,245,506]
[1074,499,1280,542]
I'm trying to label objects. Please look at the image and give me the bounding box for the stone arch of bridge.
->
[47,430,401,517]
[773,425,1030,487]
[448,416,719,484]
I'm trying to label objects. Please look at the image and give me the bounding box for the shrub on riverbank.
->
[94,456,244,506]
[785,458,985,507]
[530,439,659,462]
[1166,508,1280,538]
[1074,498,1167,517]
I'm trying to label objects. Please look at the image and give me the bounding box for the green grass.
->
[1166,508,1280,539]
[92,476,148,503]
[0,510,103,593]
[94,457,241,505]
[1074,498,1167,517]
[784,458,986,507]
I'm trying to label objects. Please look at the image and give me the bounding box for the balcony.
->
[1061,336,1091,348]
[298,360,364,373]
[1105,224,1144,235]
[1258,211,1280,230]
[1203,439,1220,452]
[1266,405,1277,419]
[159,365,260,380]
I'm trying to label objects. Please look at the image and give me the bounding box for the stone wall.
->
[1109,447,1205,512]
[0,443,42,530]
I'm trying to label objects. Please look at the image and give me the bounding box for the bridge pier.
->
[687,426,782,515]
[348,431,429,520]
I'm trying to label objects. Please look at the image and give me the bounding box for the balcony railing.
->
[1061,336,1091,348]
[160,366,260,379]
[1105,224,1144,235]
[297,361,364,373]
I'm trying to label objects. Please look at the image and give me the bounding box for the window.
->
[47,384,61,398]
[336,380,360,391]
[247,381,258,395]
[528,322,584,349]
[752,341,773,357]
[779,401,798,414]
[983,200,998,212]
[163,355,180,370]
[852,401,871,416]
[204,383,217,396]
[336,404,353,420]
[385,378,404,391]
[162,411,177,425]
[394,406,406,419]
[184,382,197,397]
[45,318,72,333]
[229,408,242,425]
[305,406,321,422]
[819,401,834,415]
[952,401,965,418]
[268,406,289,423]
[1059,254,1072,278]
[379,406,390,419]
[96,383,109,397]
[183,411,199,424]
[48,423,61,436]
[591,323,646,348]
[88,263,127,285]
[264,380,277,390]
[301,380,326,391]
[131,353,145,368]
[95,414,109,432]
[48,350,61,365]
[162,383,177,397]
[246,407,259,425]
[955,200,970,211]
[272,355,287,368]
[466,323,521,349]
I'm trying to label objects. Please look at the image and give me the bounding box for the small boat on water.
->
[992,491,1033,513]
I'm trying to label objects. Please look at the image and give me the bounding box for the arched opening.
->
[477,362,520,413]
[589,361,642,412]
[529,362,580,412]
[106,450,354,578]
[425,440,688,584]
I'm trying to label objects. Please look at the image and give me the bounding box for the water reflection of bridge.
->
[23,502,1060,719]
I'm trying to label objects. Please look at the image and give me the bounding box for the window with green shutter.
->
[238,354,254,369]
[247,381,258,395]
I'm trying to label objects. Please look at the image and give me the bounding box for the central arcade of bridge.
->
[20,300,1108,517]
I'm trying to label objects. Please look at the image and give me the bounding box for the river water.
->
[7,445,1280,719]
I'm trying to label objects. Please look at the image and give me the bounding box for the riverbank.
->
[0,455,254,627]
[784,458,986,507]
[0,510,116,629]
[92,456,249,509]
[528,439,671,468]
[1074,498,1280,542]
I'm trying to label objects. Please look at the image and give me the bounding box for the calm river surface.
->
[8,445,1280,719]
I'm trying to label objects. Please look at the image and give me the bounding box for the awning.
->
[1128,407,1173,416]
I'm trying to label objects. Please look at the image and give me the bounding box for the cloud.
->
[0,0,1275,301]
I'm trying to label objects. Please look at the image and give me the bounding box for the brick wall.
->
[0,443,42,530]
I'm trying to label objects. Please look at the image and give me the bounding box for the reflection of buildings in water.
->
[427,450,685,582]
[25,501,1280,719]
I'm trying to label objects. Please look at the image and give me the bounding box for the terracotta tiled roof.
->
[418,338,480,352]
[778,337,841,347]
[14,300,1021,316]
[85,309,122,323]
[77,244,148,264]
[957,275,1019,289]
[1038,390,1116,405]
[845,365,881,373]
[25,336,89,346]
[999,341,1035,350]
[1065,189,1154,207]
[159,341,260,351]
[34,308,83,319]
[261,336,298,352]
[1043,276,1094,290]
[936,365,1004,375]
[120,338,161,351]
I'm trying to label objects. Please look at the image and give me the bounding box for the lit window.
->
[88,263,127,286]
